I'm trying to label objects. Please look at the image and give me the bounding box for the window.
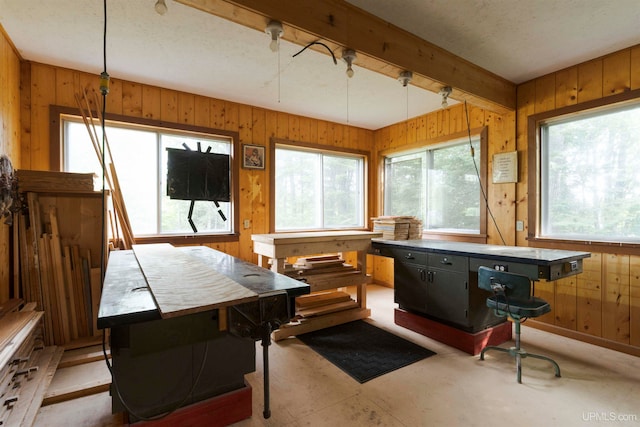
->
[382,129,486,237]
[273,141,366,231]
[59,113,238,239]
[536,100,640,243]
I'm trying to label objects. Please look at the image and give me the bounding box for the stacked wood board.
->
[0,301,63,427]
[14,179,106,347]
[16,170,95,193]
[372,216,422,240]
[288,255,359,319]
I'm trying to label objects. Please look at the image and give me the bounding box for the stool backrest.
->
[477,266,532,300]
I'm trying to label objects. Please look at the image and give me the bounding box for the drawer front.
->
[427,253,468,272]
[389,248,426,265]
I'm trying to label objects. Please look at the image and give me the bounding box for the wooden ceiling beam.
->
[176,0,516,113]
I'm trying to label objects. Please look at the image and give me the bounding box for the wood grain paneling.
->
[18,61,373,275]
[0,30,21,302]
[517,44,640,354]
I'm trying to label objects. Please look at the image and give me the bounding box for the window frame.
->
[527,88,640,255]
[269,137,369,233]
[379,127,488,244]
[50,105,241,245]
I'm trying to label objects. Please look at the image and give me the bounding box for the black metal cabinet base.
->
[110,310,255,422]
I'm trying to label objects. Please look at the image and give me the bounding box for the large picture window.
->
[273,141,366,231]
[58,112,238,240]
[383,129,486,237]
[536,99,640,244]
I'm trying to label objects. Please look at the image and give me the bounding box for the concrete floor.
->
[35,285,640,426]
[234,285,640,427]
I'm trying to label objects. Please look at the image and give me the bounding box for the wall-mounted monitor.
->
[166,148,230,202]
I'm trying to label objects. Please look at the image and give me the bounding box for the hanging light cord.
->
[97,1,209,421]
[292,41,337,64]
[464,100,506,246]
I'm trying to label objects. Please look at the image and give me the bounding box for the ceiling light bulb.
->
[342,49,357,78]
[439,86,452,109]
[270,37,279,52]
[265,20,284,53]
[155,0,168,15]
[398,70,413,87]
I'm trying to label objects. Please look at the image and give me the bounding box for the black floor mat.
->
[298,320,436,383]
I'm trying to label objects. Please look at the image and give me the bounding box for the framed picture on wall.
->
[242,144,265,170]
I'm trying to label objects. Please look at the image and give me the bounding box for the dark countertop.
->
[372,238,591,265]
[97,246,309,329]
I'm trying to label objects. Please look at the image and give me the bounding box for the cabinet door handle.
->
[420,269,426,281]
[440,259,453,265]
[405,253,414,260]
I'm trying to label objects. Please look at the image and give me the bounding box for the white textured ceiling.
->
[0,0,638,130]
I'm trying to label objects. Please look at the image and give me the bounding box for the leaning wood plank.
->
[296,300,359,318]
[273,307,371,341]
[132,244,258,318]
[42,359,111,406]
[296,291,352,309]
[58,345,110,369]
[50,207,77,341]
[62,246,79,340]
[6,346,64,427]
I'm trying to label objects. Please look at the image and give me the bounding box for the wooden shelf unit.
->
[251,231,382,341]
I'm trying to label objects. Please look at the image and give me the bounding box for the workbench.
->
[98,244,309,424]
[372,239,590,354]
[251,231,382,341]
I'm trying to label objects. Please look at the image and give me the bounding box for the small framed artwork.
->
[242,144,265,170]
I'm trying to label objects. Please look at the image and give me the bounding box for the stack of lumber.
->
[292,255,361,287]
[16,170,95,193]
[294,291,358,319]
[15,191,103,346]
[372,216,422,240]
[0,301,63,427]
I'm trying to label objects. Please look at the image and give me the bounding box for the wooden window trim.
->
[526,88,640,255]
[269,137,370,233]
[378,127,488,244]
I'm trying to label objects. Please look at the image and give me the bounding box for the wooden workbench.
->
[251,231,382,341]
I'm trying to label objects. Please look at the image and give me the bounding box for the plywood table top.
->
[132,243,258,319]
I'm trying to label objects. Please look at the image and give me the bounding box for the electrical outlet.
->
[243,219,250,229]
[516,220,524,231]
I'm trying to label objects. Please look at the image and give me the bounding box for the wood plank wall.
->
[373,104,517,245]
[19,62,375,269]
[0,29,22,302]
[516,44,640,353]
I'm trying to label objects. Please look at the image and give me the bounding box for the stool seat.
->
[477,266,561,383]
[487,295,551,318]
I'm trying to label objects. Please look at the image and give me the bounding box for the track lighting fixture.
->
[342,49,357,78]
[154,0,168,15]
[398,70,413,87]
[439,86,452,108]
[265,20,284,52]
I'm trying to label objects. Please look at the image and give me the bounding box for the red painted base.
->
[395,308,512,355]
[128,382,252,427]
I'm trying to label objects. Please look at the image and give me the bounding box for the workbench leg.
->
[261,323,272,419]
[356,250,367,308]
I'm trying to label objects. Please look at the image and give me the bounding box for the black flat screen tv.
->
[166,148,230,202]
